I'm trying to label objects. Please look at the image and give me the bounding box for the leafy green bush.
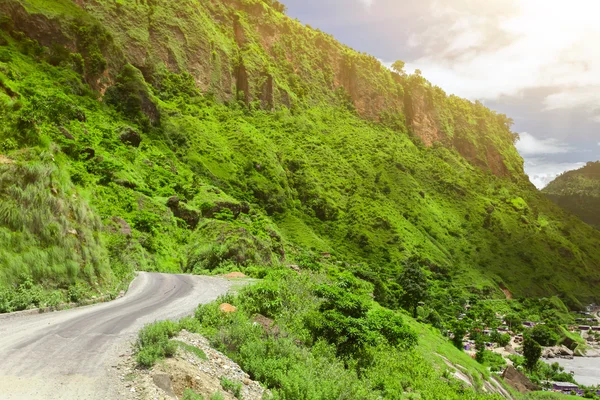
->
[135,320,179,368]
[529,324,560,347]
[220,376,242,399]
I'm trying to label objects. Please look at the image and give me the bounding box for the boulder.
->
[502,366,539,393]
[561,335,578,350]
[111,217,132,236]
[223,272,246,279]
[252,314,280,336]
[152,373,175,398]
[542,347,555,358]
[166,196,200,229]
[287,264,301,273]
[558,345,574,357]
[119,127,142,147]
[201,201,250,219]
[59,126,74,140]
[219,303,237,313]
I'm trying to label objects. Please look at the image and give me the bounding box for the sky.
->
[283,0,600,188]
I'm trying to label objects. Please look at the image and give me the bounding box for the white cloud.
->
[516,133,573,156]
[358,0,375,9]
[398,0,600,123]
[523,158,585,189]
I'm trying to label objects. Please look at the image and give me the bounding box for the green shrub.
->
[220,376,242,399]
[135,320,179,368]
[529,324,560,347]
[181,389,204,400]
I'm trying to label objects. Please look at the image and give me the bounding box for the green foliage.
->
[451,321,467,350]
[105,64,157,128]
[173,340,208,360]
[523,337,542,373]
[529,324,560,347]
[398,259,430,317]
[391,60,405,75]
[475,336,485,364]
[194,270,500,399]
[0,9,599,315]
[509,355,577,386]
[182,389,205,400]
[210,393,225,400]
[490,330,511,347]
[220,376,243,399]
[135,320,179,368]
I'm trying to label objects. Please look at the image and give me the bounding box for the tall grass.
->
[0,156,110,308]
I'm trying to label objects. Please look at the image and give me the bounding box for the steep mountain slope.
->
[0,0,598,313]
[543,161,600,229]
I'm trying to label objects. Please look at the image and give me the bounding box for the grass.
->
[173,340,208,360]
[220,376,243,399]
[135,320,179,368]
[181,389,204,400]
[135,317,205,367]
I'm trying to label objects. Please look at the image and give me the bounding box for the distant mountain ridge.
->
[543,161,600,229]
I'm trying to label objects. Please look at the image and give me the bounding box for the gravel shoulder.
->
[0,272,231,400]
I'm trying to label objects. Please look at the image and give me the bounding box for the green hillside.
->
[1,0,599,397]
[543,161,600,229]
[0,0,599,309]
[0,0,598,309]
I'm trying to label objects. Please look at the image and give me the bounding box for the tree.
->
[398,261,429,318]
[504,313,521,331]
[530,324,559,347]
[475,336,485,364]
[523,338,542,372]
[391,60,406,75]
[451,321,467,350]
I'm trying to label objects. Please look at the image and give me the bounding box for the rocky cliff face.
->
[0,0,523,178]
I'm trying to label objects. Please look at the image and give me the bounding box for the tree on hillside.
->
[475,336,485,364]
[391,60,406,75]
[261,0,287,13]
[451,321,467,350]
[398,261,429,318]
[504,313,521,331]
[523,337,542,372]
[530,324,559,347]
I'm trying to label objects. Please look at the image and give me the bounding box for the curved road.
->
[0,273,232,399]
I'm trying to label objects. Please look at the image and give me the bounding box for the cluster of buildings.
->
[551,382,600,396]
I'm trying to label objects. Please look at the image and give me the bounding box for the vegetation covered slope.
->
[543,161,600,229]
[0,0,599,310]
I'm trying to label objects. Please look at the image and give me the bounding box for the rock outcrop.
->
[502,366,539,394]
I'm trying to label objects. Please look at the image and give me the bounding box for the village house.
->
[552,381,579,395]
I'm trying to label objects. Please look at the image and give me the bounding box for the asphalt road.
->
[0,273,232,399]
